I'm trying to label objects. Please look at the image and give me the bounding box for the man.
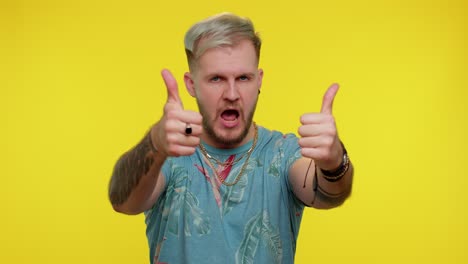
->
[109,13,353,264]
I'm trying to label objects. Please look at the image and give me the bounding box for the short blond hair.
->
[184,13,262,72]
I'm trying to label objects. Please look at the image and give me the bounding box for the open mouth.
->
[221,109,239,121]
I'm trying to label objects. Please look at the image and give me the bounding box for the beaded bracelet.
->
[320,142,350,182]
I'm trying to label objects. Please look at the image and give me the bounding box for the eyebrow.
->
[206,72,256,78]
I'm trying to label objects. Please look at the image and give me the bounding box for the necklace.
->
[199,123,258,186]
[199,139,253,167]
[199,123,258,166]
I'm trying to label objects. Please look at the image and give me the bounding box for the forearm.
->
[313,162,353,208]
[108,128,166,214]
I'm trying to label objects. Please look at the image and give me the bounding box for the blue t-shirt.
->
[144,126,304,264]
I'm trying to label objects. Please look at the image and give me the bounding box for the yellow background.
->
[1,0,467,263]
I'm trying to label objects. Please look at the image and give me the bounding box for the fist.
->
[298,83,343,170]
[151,69,203,157]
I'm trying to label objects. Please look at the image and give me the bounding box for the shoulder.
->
[161,153,199,183]
[257,125,299,148]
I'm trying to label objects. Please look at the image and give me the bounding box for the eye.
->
[210,76,221,82]
[238,75,250,81]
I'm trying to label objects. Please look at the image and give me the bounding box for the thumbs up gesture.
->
[151,69,203,157]
[298,84,344,170]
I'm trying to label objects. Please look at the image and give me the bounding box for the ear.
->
[257,68,264,92]
[184,72,196,97]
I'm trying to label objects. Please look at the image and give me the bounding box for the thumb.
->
[320,83,339,114]
[161,69,183,108]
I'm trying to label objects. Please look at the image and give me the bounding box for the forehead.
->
[195,39,258,76]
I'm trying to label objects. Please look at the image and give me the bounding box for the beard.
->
[197,99,258,148]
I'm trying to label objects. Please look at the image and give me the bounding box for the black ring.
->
[185,124,192,135]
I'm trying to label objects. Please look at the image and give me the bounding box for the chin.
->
[209,122,250,147]
[218,127,246,146]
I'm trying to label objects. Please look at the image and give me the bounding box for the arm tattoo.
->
[108,132,155,205]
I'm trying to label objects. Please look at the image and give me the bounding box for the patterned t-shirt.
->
[144,126,304,264]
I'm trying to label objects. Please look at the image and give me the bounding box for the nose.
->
[223,80,240,101]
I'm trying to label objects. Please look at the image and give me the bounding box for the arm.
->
[289,152,353,209]
[108,127,167,215]
[108,69,203,215]
[289,83,353,209]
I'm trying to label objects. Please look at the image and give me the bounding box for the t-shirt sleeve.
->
[144,158,172,214]
[282,134,302,175]
[280,133,302,191]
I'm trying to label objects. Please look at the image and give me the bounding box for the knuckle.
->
[167,146,179,157]
[195,114,203,123]
[164,104,178,115]
[192,137,201,146]
[324,137,334,147]
[297,126,304,136]
[300,114,308,124]
[186,148,196,155]
[323,125,336,137]
[166,110,177,120]
[297,138,306,147]
[166,133,178,144]
[325,115,334,123]
[163,120,173,132]
[165,120,180,133]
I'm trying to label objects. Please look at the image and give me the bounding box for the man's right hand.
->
[151,69,203,157]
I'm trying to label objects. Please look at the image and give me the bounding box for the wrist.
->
[320,142,349,182]
[147,124,167,159]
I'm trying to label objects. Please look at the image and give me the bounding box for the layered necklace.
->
[199,123,258,186]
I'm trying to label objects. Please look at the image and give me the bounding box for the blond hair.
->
[184,12,262,72]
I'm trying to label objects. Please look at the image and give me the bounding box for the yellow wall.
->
[1,0,467,263]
